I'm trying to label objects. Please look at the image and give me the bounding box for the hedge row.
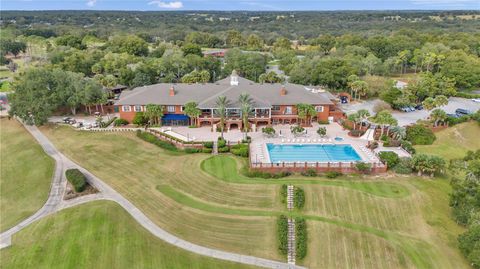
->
[231,143,249,157]
[277,215,289,255]
[244,170,291,179]
[294,187,305,209]
[280,184,288,204]
[295,217,308,260]
[136,130,178,152]
[65,168,87,192]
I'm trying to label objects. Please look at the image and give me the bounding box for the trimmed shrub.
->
[262,127,276,136]
[318,120,329,125]
[356,162,372,173]
[383,138,401,147]
[217,137,227,148]
[446,115,471,126]
[65,168,87,192]
[218,146,230,153]
[349,129,364,137]
[184,148,201,154]
[301,169,317,177]
[136,130,178,152]
[325,171,342,178]
[393,157,413,174]
[231,144,249,157]
[203,141,214,149]
[378,151,400,168]
[244,170,291,179]
[277,215,289,255]
[202,148,213,154]
[294,187,305,209]
[406,125,436,145]
[401,140,416,154]
[296,217,307,260]
[114,118,129,126]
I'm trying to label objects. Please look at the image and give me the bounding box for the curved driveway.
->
[0,122,304,269]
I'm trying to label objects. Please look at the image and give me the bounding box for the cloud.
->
[86,0,97,7]
[148,0,183,9]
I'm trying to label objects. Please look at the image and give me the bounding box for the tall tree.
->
[215,96,230,139]
[183,101,201,126]
[145,104,164,126]
[239,93,254,140]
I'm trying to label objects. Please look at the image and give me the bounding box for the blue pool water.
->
[266,144,361,163]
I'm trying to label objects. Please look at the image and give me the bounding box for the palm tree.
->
[351,80,369,101]
[357,109,370,128]
[372,110,397,137]
[422,97,436,111]
[347,113,360,130]
[390,126,406,140]
[215,96,230,139]
[296,103,316,126]
[145,104,164,126]
[430,109,447,127]
[184,101,201,126]
[238,93,254,140]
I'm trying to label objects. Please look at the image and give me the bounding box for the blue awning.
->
[162,114,189,121]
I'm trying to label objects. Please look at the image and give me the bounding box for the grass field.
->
[415,122,480,160]
[0,119,54,231]
[37,125,470,268]
[0,201,256,269]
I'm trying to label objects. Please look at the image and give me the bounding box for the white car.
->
[471,98,480,103]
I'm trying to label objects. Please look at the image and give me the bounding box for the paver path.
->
[0,122,304,269]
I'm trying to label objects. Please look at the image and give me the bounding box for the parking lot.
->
[340,97,480,126]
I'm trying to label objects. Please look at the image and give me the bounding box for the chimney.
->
[169,86,175,96]
[280,86,287,96]
[230,70,239,86]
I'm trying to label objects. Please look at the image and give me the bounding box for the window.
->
[285,106,292,115]
[315,106,324,112]
[272,105,280,112]
[167,106,176,113]
[134,105,142,112]
[180,106,185,112]
[122,105,131,112]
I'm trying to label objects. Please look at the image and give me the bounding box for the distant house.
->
[395,80,408,89]
[202,49,227,58]
[115,71,344,128]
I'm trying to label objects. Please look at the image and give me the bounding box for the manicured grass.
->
[0,201,257,269]
[0,119,54,231]
[415,122,480,160]
[40,125,469,268]
[202,155,410,198]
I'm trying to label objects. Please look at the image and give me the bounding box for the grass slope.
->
[415,122,480,160]
[0,119,54,231]
[0,201,256,269]
[39,125,469,269]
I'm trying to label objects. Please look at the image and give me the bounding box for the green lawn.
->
[415,122,480,160]
[38,125,469,269]
[0,201,256,269]
[0,119,54,231]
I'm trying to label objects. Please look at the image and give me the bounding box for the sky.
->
[1,0,479,11]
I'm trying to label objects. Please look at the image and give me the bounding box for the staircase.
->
[212,140,218,155]
[287,185,294,211]
[287,218,296,265]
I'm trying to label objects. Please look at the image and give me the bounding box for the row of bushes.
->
[294,187,305,209]
[300,169,342,178]
[295,217,307,260]
[244,170,292,179]
[280,184,288,204]
[65,168,87,192]
[231,143,249,157]
[378,151,413,174]
[277,215,289,255]
[455,92,480,99]
[136,130,178,152]
[114,118,129,126]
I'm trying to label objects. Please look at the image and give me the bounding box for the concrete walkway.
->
[0,122,304,269]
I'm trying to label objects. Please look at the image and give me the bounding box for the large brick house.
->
[115,71,344,129]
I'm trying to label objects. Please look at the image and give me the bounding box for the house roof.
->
[115,75,333,108]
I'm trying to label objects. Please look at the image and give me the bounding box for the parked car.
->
[72,122,83,128]
[447,113,460,118]
[455,108,472,116]
[472,98,480,103]
[415,104,423,110]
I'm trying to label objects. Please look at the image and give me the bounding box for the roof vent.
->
[169,86,175,96]
[280,86,287,96]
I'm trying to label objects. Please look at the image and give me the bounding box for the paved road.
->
[0,121,304,269]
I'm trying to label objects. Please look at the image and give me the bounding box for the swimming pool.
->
[266,143,362,163]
